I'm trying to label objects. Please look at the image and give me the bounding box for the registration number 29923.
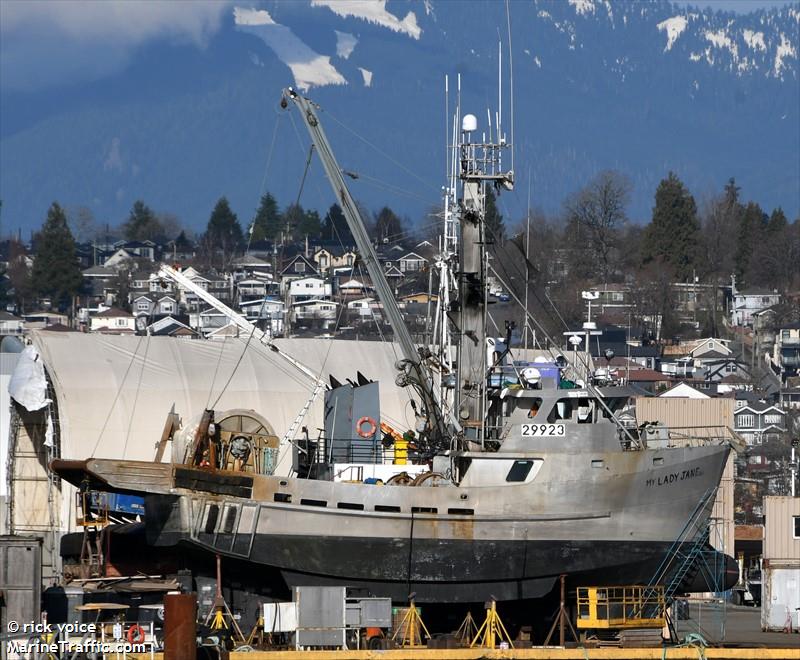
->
[521,423,565,437]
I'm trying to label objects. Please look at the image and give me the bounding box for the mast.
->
[454,113,513,446]
[283,88,451,451]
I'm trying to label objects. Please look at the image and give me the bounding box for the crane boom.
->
[283,88,450,449]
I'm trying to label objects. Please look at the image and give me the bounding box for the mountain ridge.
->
[0,0,797,236]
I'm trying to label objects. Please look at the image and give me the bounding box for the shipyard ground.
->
[122,605,799,659]
[676,602,800,649]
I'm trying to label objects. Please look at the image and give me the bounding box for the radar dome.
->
[462,114,477,132]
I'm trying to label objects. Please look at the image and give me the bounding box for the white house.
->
[347,297,382,318]
[288,277,331,303]
[0,311,24,335]
[292,299,339,321]
[240,298,285,336]
[731,286,781,327]
[90,307,135,334]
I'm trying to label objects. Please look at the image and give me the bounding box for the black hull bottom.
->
[157,531,737,603]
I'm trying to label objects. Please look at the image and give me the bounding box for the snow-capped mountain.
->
[0,0,797,234]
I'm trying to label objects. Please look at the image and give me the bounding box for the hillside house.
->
[731,287,781,327]
[145,316,197,338]
[292,299,339,323]
[772,322,800,383]
[90,307,135,334]
[0,312,24,335]
[280,254,318,291]
[288,277,331,303]
[398,252,427,273]
[81,265,119,307]
[733,401,786,446]
[313,247,356,274]
[132,295,178,317]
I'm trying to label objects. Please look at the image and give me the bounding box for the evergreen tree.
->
[281,203,314,243]
[766,207,788,235]
[734,201,767,284]
[321,204,353,243]
[122,200,164,241]
[251,193,281,242]
[204,197,243,267]
[297,209,321,239]
[484,187,504,240]
[642,172,700,281]
[373,206,404,243]
[31,202,83,310]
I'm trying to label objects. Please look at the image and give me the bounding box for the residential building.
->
[347,297,382,319]
[772,322,800,383]
[89,307,135,334]
[733,401,786,446]
[313,247,356,274]
[587,283,632,315]
[279,254,319,292]
[398,252,427,273]
[0,312,24,335]
[658,382,711,399]
[292,299,339,323]
[239,298,285,336]
[145,316,198,338]
[132,295,178,317]
[731,286,781,327]
[779,387,800,410]
[288,277,331,303]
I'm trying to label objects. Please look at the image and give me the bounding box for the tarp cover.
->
[8,345,50,411]
[31,332,416,473]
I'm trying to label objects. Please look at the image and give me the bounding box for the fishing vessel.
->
[53,87,737,607]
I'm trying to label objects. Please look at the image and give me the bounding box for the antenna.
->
[498,40,502,145]
[506,0,515,175]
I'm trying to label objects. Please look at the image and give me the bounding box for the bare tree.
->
[564,170,631,282]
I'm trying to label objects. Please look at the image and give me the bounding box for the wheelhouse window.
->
[793,516,800,539]
[506,460,534,482]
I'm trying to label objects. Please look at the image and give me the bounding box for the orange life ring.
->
[127,624,146,644]
[356,416,377,438]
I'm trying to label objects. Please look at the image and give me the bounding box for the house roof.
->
[658,382,711,399]
[694,350,731,360]
[231,255,271,267]
[280,254,318,276]
[95,307,132,318]
[39,323,74,332]
[626,369,667,382]
[83,265,117,277]
[292,298,339,307]
[735,401,783,414]
[737,287,778,296]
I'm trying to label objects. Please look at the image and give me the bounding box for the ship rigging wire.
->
[122,330,151,459]
[89,335,146,457]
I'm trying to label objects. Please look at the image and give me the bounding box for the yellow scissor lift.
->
[576,585,666,648]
